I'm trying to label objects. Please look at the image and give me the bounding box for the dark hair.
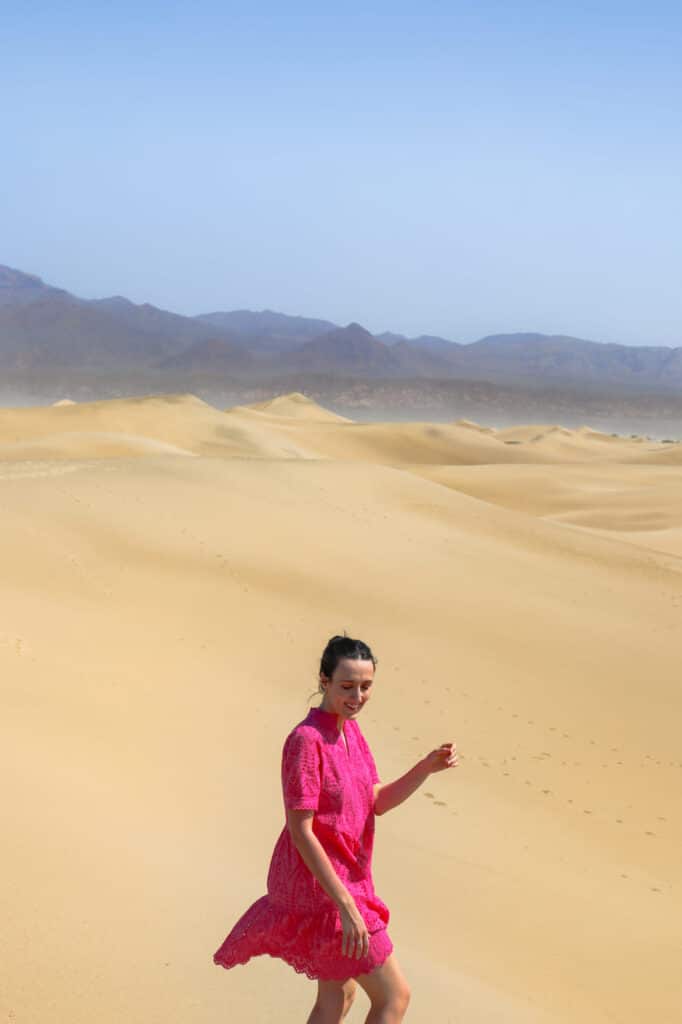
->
[307,632,378,703]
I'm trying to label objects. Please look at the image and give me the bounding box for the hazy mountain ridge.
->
[2,264,682,395]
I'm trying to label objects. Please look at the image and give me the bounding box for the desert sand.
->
[2,391,680,1023]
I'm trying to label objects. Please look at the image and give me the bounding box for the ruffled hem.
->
[212,893,393,981]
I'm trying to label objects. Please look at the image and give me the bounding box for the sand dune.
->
[2,391,681,1024]
[0,393,319,460]
[224,408,546,464]
[224,404,665,467]
[452,416,497,435]
[240,390,353,422]
[1,392,679,467]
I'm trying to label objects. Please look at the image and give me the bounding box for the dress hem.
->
[213,928,394,982]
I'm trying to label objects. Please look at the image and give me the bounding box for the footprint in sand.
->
[424,792,435,799]
[434,800,446,806]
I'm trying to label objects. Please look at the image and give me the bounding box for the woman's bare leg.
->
[306,977,357,1023]
[354,953,411,1023]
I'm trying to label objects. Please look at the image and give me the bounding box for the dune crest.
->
[0,392,679,466]
[453,417,497,434]
[237,390,353,423]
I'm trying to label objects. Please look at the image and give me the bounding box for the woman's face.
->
[320,657,374,721]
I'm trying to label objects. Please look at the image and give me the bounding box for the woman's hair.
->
[307,632,378,703]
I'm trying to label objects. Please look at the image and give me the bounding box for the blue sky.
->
[2,2,681,345]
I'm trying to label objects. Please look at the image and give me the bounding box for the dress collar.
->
[307,704,346,734]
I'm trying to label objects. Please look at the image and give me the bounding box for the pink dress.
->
[212,704,393,981]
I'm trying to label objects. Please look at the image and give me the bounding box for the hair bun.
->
[318,634,377,684]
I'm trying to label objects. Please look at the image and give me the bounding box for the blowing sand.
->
[1,392,680,1023]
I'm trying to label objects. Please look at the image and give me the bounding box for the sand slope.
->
[0,393,319,460]
[2,392,681,1024]
[1,392,679,466]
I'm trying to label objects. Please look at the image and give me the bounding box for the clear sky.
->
[2,2,681,345]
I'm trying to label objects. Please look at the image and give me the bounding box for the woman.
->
[213,634,458,1022]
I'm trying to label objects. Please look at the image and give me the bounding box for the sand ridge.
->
[0,391,678,466]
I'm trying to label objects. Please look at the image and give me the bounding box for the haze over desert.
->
[2,390,680,1022]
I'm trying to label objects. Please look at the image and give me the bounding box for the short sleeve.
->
[281,729,322,811]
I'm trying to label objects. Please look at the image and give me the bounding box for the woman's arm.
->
[286,809,354,909]
[286,809,370,959]
[374,742,458,816]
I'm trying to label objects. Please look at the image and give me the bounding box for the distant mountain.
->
[454,332,682,391]
[2,263,682,395]
[90,295,218,352]
[0,290,171,370]
[0,265,70,307]
[157,336,257,372]
[196,309,337,354]
[410,334,463,354]
[0,265,243,369]
[375,332,461,356]
[277,322,402,377]
[375,331,407,346]
[389,339,461,377]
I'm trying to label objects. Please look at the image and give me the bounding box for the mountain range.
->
[2,263,682,395]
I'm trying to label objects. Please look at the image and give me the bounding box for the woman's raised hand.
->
[423,741,458,773]
[338,900,370,960]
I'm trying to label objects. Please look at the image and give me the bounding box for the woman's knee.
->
[386,977,410,1014]
[397,979,411,1011]
[342,979,357,1015]
[356,954,411,1016]
[314,977,357,1019]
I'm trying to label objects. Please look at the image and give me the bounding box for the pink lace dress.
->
[212,705,393,980]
